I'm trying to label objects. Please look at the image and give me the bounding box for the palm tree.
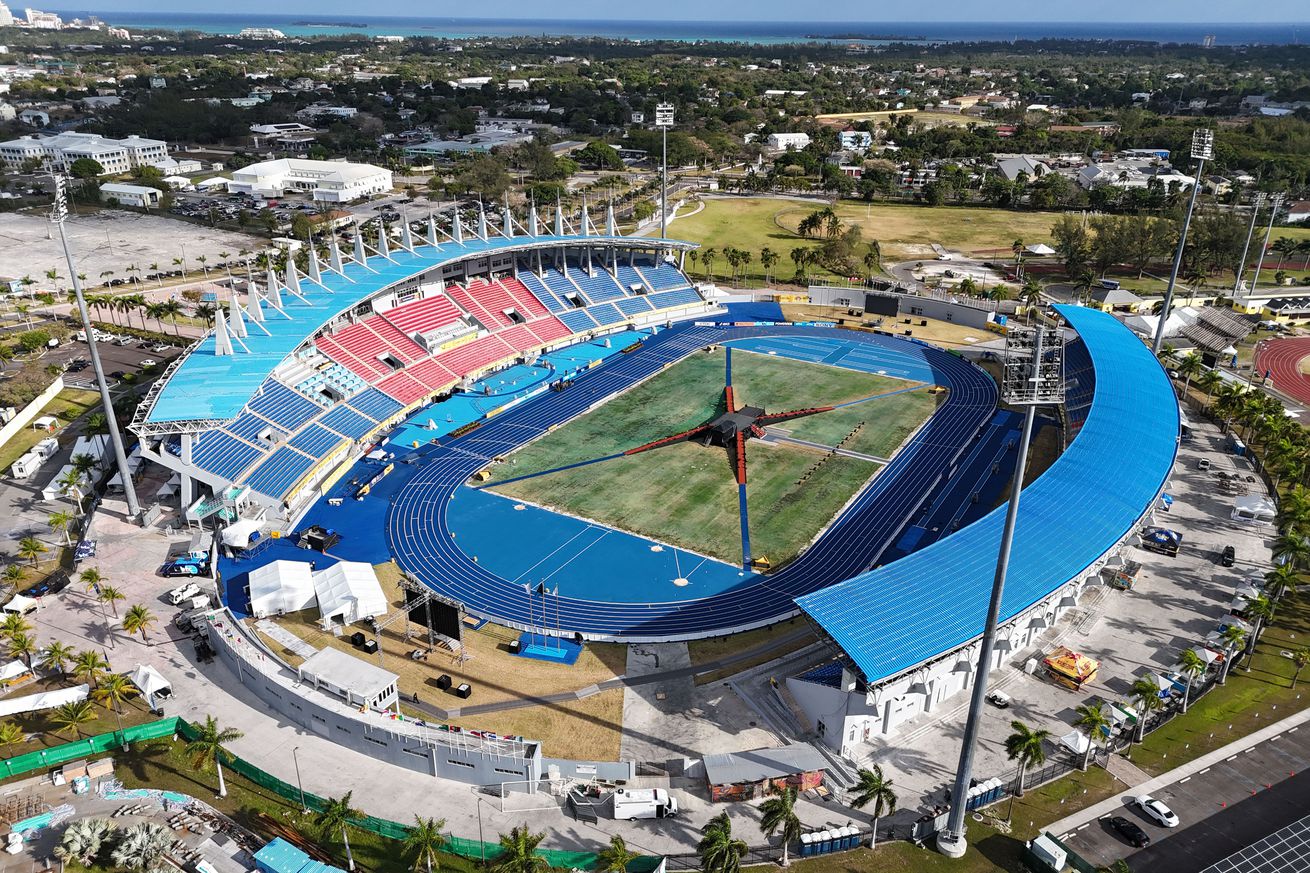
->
[403,816,447,873]
[58,468,87,512]
[196,302,217,327]
[0,613,31,641]
[491,825,549,873]
[72,650,109,689]
[95,672,139,714]
[1175,353,1203,398]
[1274,532,1310,571]
[47,510,74,546]
[149,263,161,287]
[702,247,718,280]
[0,721,24,758]
[759,786,802,865]
[122,605,156,642]
[41,640,74,678]
[1003,720,1050,817]
[1072,703,1111,771]
[98,585,125,618]
[1218,624,1247,684]
[2,563,24,591]
[51,700,96,738]
[1245,595,1275,670]
[1129,677,1165,744]
[760,247,778,285]
[596,834,638,873]
[1290,647,1310,689]
[197,255,209,277]
[54,817,115,865]
[850,763,897,848]
[697,812,746,873]
[1177,648,1207,713]
[17,536,47,567]
[7,632,36,670]
[79,567,105,595]
[186,716,245,799]
[110,821,172,871]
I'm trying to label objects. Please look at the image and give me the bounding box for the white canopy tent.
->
[313,561,387,626]
[1059,729,1091,756]
[220,518,263,550]
[1231,495,1277,526]
[2,595,37,614]
[0,660,30,683]
[0,684,88,717]
[1025,243,1056,256]
[128,664,172,704]
[248,560,316,618]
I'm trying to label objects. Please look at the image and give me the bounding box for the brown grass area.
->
[404,690,626,761]
[779,304,1003,351]
[686,617,817,686]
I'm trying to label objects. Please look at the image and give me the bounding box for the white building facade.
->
[227,158,392,203]
[0,132,166,174]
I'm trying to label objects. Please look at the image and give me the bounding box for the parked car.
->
[1136,795,1179,828]
[1197,458,1211,471]
[163,562,205,578]
[140,359,158,368]
[166,582,201,605]
[1108,816,1151,848]
[985,690,1011,708]
[1220,545,1236,567]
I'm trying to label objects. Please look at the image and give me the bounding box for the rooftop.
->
[297,646,397,700]
[798,305,1178,685]
[232,158,388,183]
[703,743,830,785]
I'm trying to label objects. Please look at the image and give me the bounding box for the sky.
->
[43,0,1310,23]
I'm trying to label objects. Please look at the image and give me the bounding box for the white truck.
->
[611,788,679,821]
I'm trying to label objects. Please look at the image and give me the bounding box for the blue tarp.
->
[797,305,1179,684]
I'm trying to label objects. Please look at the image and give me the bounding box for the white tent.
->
[221,518,264,549]
[0,660,30,683]
[1231,495,1276,526]
[314,561,387,626]
[2,595,37,614]
[1059,729,1091,756]
[1025,243,1056,256]
[128,664,172,704]
[248,560,316,618]
[0,684,87,717]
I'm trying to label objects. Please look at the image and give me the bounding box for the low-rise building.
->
[1286,201,1310,225]
[0,131,166,174]
[766,132,810,151]
[99,182,162,208]
[227,158,392,203]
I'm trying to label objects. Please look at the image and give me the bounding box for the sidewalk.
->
[1045,703,1310,838]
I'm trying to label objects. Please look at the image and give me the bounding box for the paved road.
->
[1061,720,1310,868]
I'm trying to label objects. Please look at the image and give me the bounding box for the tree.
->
[760,786,802,865]
[98,585,125,617]
[577,140,622,170]
[1129,677,1165,743]
[7,632,36,670]
[760,247,779,285]
[0,613,31,641]
[122,604,156,642]
[186,716,245,799]
[58,467,87,512]
[73,650,109,689]
[702,247,718,280]
[1291,647,1310,689]
[0,721,21,758]
[491,825,549,873]
[54,817,115,866]
[1176,353,1203,399]
[1072,703,1111,771]
[850,763,897,847]
[1177,647,1207,713]
[17,536,47,567]
[1245,595,1275,670]
[52,700,96,738]
[69,158,104,179]
[94,672,139,714]
[404,815,447,873]
[47,510,74,546]
[596,834,639,873]
[698,812,746,873]
[79,566,105,595]
[1,563,23,591]
[1218,624,1247,685]
[110,821,172,871]
[1003,720,1050,817]
[41,640,74,678]
[1051,214,1091,278]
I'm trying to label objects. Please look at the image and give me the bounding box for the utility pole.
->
[937,324,1065,859]
[50,174,141,518]
[1232,192,1267,300]
[1152,129,1214,356]
[656,103,675,239]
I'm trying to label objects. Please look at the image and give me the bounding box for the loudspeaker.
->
[350,632,366,646]
[361,639,378,654]
[436,674,452,690]
[455,683,472,699]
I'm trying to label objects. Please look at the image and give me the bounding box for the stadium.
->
[130,205,1178,745]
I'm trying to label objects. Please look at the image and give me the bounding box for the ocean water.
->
[43,12,1310,45]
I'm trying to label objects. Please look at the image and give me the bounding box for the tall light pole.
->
[1152,128,1214,356]
[1247,192,1284,304]
[655,102,674,240]
[292,746,308,813]
[50,174,141,518]
[937,324,1064,860]
[1232,192,1267,299]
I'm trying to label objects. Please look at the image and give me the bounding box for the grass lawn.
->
[0,676,159,757]
[1125,587,1310,777]
[254,564,628,760]
[776,767,1121,873]
[672,198,1063,286]
[488,348,933,566]
[0,388,100,472]
[686,616,817,685]
[815,109,994,128]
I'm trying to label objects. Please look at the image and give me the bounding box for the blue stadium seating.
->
[571,270,627,303]
[638,260,692,291]
[1063,338,1094,441]
[615,296,654,317]
[586,303,625,326]
[245,446,317,498]
[289,424,347,458]
[541,269,585,306]
[346,388,404,422]
[248,380,319,430]
[557,309,598,333]
[517,272,566,313]
[615,264,648,293]
[225,412,276,443]
[320,405,377,440]
[648,288,703,310]
[191,431,264,481]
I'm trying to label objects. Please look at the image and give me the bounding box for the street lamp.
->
[655,103,675,240]
[49,174,141,518]
[292,746,308,813]
[1152,128,1214,356]
[475,794,490,864]
[937,324,1064,859]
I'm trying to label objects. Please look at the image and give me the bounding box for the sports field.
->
[486,347,936,566]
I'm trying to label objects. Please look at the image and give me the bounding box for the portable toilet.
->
[800,833,814,858]
[839,825,856,849]
[818,830,833,854]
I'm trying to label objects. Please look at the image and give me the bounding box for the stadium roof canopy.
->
[797,305,1178,685]
[144,230,693,426]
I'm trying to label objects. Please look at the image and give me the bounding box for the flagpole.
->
[554,586,561,652]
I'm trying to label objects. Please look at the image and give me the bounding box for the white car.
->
[985,690,1011,708]
[140,359,157,368]
[1136,795,1179,828]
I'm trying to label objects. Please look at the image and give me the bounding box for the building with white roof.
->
[297,647,398,711]
[0,132,166,174]
[227,158,391,202]
[766,132,811,151]
[99,182,162,208]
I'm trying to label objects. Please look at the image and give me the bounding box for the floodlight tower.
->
[937,323,1064,860]
[1152,128,1214,355]
[1246,192,1285,304]
[49,174,141,518]
[1232,192,1267,299]
[655,102,675,240]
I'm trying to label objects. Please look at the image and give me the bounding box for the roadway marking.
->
[1076,823,1090,831]
[1200,768,1211,774]
[1180,777,1191,783]
[1227,755,1240,761]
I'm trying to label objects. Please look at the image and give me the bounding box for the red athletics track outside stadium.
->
[1253,336,1310,405]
